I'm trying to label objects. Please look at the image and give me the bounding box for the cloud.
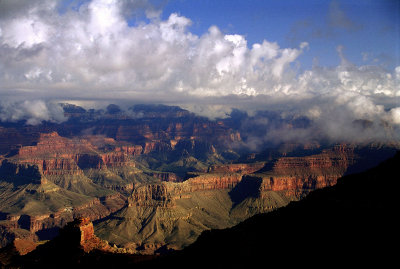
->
[0,0,398,144]
[0,0,308,99]
[389,107,400,125]
[0,100,66,125]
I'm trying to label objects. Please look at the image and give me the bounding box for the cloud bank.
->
[0,0,399,144]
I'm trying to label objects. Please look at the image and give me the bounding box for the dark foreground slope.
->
[3,152,398,268]
[147,151,399,267]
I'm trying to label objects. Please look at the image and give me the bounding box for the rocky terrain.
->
[0,103,398,258]
[1,151,397,268]
[147,151,399,267]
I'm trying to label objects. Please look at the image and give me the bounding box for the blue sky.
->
[162,0,399,70]
[57,0,400,70]
[0,0,399,136]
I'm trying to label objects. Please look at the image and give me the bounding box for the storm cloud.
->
[0,0,399,144]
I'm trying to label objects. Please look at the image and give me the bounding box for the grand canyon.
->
[1,0,399,267]
[0,103,398,267]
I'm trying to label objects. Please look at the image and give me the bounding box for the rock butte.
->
[1,104,398,256]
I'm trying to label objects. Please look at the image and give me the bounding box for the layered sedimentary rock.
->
[145,153,400,268]
[15,132,136,175]
[258,145,356,197]
[271,145,354,175]
[113,118,242,155]
[0,237,38,266]
[183,173,243,192]
[0,226,38,256]
[129,173,244,208]
[0,130,362,255]
[148,172,182,182]
[0,193,126,236]
[62,217,111,253]
[95,145,360,254]
[114,145,143,156]
[0,132,133,247]
[130,146,354,210]
[0,127,40,155]
[10,238,37,255]
[208,162,265,174]
[1,104,398,260]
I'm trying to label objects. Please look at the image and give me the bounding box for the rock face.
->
[208,162,265,174]
[4,153,398,268]
[1,103,398,258]
[254,145,356,199]
[128,173,244,208]
[148,172,182,182]
[11,239,37,256]
[1,217,133,268]
[0,132,134,247]
[151,152,400,268]
[15,132,135,175]
[62,217,110,253]
[0,227,38,253]
[0,194,126,243]
[270,145,354,176]
[95,146,361,253]
[0,127,40,155]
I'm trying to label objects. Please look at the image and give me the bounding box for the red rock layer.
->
[258,145,356,198]
[18,158,84,176]
[5,193,126,234]
[149,172,182,182]
[14,132,136,176]
[143,141,169,154]
[114,121,242,154]
[63,217,111,253]
[12,238,37,255]
[271,145,355,176]
[184,173,243,191]
[129,173,243,207]
[129,184,173,207]
[99,152,135,168]
[208,162,265,174]
[17,132,93,157]
[115,145,143,156]
[130,146,356,209]
[0,127,40,155]
[260,175,338,193]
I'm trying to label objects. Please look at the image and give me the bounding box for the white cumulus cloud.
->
[0,0,398,144]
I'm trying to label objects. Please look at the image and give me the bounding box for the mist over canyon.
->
[0,103,398,260]
[0,0,399,266]
[0,0,399,145]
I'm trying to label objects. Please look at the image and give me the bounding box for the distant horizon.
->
[0,0,399,143]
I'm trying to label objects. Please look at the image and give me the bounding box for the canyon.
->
[0,103,398,257]
[3,151,398,268]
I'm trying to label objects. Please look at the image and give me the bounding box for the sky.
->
[162,0,399,70]
[0,0,399,143]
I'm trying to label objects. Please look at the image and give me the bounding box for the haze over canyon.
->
[0,0,399,267]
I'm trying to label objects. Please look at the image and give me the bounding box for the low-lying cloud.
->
[0,100,66,125]
[0,0,398,145]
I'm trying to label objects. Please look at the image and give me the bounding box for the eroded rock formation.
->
[1,104,398,258]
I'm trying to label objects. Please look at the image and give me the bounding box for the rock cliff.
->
[62,217,111,253]
[148,152,400,268]
[1,104,398,260]
[208,162,265,174]
[0,132,134,247]
[15,132,135,175]
[3,152,398,268]
[95,146,359,253]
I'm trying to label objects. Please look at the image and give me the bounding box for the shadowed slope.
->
[2,153,398,268]
[145,151,399,267]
